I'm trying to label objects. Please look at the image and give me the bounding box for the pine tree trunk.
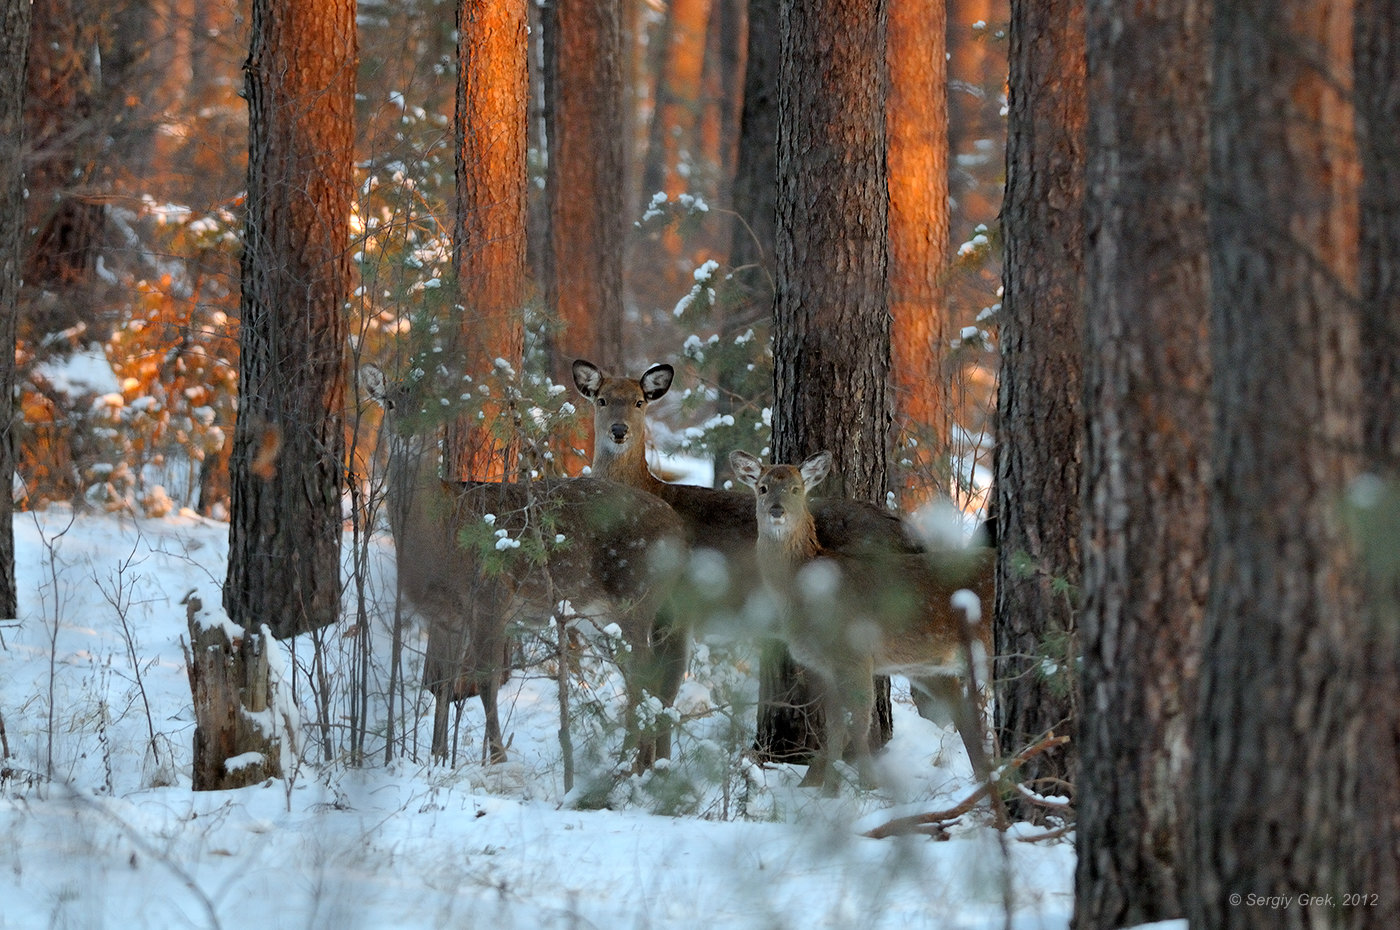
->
[225,0,355,639]
[995,0,1085,815]
[541,0,625,473]
[448,0,529,481]
[0,0,30,619]
[715,0,778,477]
[1353,4,1400,918]
[759,0,894,763]
[1075,1,1209,924]
[1189,1,1368,925]
[888,0,951,505]
[542,0,625,373]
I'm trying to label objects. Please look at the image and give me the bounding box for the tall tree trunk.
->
[888,0,951,505]
[994,0,1085,815]
[0,0,31,619]
[716,0,778,477]
[225,0,355,639]
[1357,0,1400,473]
[541,0,625,473]
[759,0,894,763]
[1190,1,1369,925]
[447,0,529,481]
[1075,0,1209,925]
[542,0,625,373]
[1353,0,1400,910]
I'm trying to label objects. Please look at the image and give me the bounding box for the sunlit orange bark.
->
[448,0,529,481]
[889,0,950,505]
[649,0,712,280]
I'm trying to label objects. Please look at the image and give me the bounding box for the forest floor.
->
[0,505,1087,929]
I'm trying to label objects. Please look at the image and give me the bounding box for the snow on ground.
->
[0,506,1072,929]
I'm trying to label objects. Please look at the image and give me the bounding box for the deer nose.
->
[610,423,629,443]
[768,503,785,520]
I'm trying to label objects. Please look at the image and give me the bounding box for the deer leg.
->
[431,687,450,762]
[478,674,507,764]
[797,670,844,791]
[841,662,879,791]
[624,634,658,774]
[648,607,691,762]
[912,673,990,781]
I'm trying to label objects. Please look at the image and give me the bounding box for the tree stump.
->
[184,592,284,790]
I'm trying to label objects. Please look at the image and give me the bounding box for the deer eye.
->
[597,398,607,407]
[757,483,768,494]
[635,399,644,408]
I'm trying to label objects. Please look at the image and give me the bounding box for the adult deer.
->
[731,449,994,792]
[361,364,688,769]
[570,360,923,628]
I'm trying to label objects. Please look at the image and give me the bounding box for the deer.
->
[570,360,924,629]
[360,364,690,770]
[730,449,995,793]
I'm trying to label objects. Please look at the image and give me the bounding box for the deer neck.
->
[590,432,666,494]
[382,428,445,539]
[756,506,822,588]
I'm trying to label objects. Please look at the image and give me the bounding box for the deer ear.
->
[729,450,762,488]
[640,364,674,402]
[360,364,388,403]
[799,451,833,491]
[572,359,602,398]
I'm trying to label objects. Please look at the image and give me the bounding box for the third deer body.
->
[731,450,994,792]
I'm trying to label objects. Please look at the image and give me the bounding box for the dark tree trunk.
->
[0,0,31,619]
[728,0,779,302]
[540,0,624,475]
[758,0,893,763]
[1075,0,1209,925]
[714,0,778,477]
[1189,1,1371,926]
[225,0,355,639]
[1357,0,1400,473]
[995,0,1085,816]
[1347,0,1400,921]
[542,0,625,374]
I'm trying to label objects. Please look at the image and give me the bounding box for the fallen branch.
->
[862,733,1071,839]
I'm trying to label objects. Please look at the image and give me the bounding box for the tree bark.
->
[714,0,779,478]
[1347,0,1400,921]
[0,0,31,619]
[888,0,951,505]
[225,0,355,639]
[995,0,1085,815]
[185,594,284,790]
[447,0,529,481]
[1190,1,1370,926]
[541,0,625,473]
[542,0,626,374]
[759,0,894,763]
[1075,0,1209,925]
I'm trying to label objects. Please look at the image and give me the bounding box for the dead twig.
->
[862,733,1070,839]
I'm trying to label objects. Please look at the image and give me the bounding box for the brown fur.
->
[571,360,923,629]
[731,450,995,792]
[362,365,688,769]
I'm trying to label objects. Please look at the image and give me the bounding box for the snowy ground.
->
[0,505,1074,929]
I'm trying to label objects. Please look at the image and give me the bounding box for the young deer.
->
[570,360,923,626]
[731,449,994,792]
[361,365,689,769]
